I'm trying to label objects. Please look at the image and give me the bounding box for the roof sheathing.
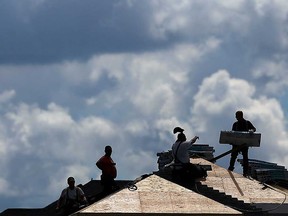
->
[77,174,241,215]
[192,158,288,214]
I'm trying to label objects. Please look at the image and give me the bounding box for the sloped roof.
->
[2,158,288,216]
[77,174,241,215]
[73,158,288,215]
[0,180,131,216]
[194,159,285,203]
[192,158,288,214]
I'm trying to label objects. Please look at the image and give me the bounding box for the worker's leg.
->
[228,146,238,171]
[186,163,207,179]
[242,147,249,176]
[101,175,114,193]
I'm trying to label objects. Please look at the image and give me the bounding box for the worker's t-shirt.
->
[97,155,117,178]
[60,187,85,201]
[232,119,256,132]
[172,141,193,164]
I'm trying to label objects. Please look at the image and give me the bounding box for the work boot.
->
[228,166,234,171]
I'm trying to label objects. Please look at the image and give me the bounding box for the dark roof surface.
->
[0,180,132,216]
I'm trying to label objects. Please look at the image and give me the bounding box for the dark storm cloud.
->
[1,0,287,67]
[0,0,163,64]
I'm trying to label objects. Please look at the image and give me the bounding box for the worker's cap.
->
[67,177,75,182]
[173,127,184,134]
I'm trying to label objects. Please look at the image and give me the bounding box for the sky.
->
[0,0,288,211]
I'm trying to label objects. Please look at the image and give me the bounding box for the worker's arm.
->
[190,136,199,144]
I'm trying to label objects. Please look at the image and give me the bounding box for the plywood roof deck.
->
[192,158,288,214]
[77,174,241,215]
[192,158,287,204]
[73,158,288,215]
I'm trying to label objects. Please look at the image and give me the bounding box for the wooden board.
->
[219,131,261,147]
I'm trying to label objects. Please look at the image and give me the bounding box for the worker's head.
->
[105,145,112,156]
[235,110,244,121]
[173,127,184,134]
[67,176,75,188]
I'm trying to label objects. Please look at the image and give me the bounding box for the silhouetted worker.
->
[96,145,118,193]
[56,176,87,216]
[172,127,207,179]
[228,111,256,177]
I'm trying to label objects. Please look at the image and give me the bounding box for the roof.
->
[0,180,131,216]
[77,174,241,215]
[2,158,288,215]
[71,158,288,215]
[192,159,287,210]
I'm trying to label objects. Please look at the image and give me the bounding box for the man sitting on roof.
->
[171,127,207,180]
[56,176,88,216]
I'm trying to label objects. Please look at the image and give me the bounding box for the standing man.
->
[96,145,117,193]
[228,111,256,177]
[56,177,87,216]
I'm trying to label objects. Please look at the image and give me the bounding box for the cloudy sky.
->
[1,0,288,211]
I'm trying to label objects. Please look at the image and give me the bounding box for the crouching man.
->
[172,127,207,181]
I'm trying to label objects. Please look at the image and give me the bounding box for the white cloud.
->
[0,109,111,210]
[0,90,16,104]
[120,149,157,179]
[193,70,255,123]
[0,178,16,196]
[252,58,288,94]
[148,0,252,39]
[124,120,150,136]
[64,40,220,118]
[0,38,223,207]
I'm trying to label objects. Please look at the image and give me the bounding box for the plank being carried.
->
[219,131,261,147]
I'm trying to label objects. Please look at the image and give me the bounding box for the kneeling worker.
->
[172,127,207,179]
